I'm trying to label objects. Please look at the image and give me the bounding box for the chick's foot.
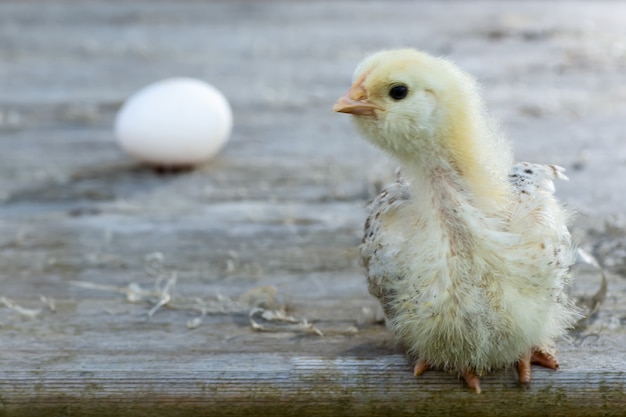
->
[413,361,481,394]
[517,347,559,384]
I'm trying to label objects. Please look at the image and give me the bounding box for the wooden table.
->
[0,1,625,415]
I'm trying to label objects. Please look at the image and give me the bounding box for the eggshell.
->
[114,78,232,166]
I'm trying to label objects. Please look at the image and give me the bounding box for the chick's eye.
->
[389,85,409,100]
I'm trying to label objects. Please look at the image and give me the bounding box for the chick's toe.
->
[461,370,482,394]
[413,359,430,376]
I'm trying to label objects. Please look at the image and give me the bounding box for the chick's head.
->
[334,49,483,161]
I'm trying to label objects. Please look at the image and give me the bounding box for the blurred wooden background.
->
[0,1,625,416]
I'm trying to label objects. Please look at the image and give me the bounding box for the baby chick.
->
[333,49,578,393]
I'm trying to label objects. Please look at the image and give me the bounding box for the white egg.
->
[114,77,232,166]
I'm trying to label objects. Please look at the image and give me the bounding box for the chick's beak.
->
[333,84,383,116]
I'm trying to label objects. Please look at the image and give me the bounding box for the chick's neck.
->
[396,118,511,216]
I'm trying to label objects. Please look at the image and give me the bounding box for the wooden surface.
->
[1,1,626,415]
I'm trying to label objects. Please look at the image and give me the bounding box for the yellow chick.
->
[333,49,579,393]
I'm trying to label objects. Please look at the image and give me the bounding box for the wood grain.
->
[0,1,625,415]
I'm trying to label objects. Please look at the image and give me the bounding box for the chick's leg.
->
[517,352,532,384]
[517,347,559,384]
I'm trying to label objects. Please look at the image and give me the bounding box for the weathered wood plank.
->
[0,349,625,416]
[1,1,626,415]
